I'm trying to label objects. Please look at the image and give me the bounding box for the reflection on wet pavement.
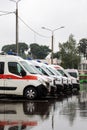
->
[0,84,87,130]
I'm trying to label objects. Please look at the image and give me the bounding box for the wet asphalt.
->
[0,83,87,130]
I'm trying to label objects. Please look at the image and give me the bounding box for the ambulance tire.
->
[24,87,38,100]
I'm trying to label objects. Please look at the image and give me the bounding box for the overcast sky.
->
[0,0,87,52]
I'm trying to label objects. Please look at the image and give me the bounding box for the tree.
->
[53,51,60,59]
[59,34,80,69]
[1,42,28,58]
[2,44,16,53]
[1,42,51,59]
[30,43,51,59]
[78,38,87,59]
[2,42,28,53]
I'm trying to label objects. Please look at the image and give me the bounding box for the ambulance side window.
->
[0,62,4,74]
[8,62,24,76]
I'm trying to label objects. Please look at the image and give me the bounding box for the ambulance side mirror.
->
[21,70,26,77]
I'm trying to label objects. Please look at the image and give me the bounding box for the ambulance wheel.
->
[24,87,37,100]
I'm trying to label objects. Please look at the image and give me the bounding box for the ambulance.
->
[0,54,51,99]
[27,60,63,95]
[51,64,80,92]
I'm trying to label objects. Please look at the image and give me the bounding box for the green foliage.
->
[59,34,80,69]
[2,42,28,53]
[30,43,51,59]
[2,44,16,53]
[53,51,60,59]
[78,38,87,58]
[1,36,81,68]
[1,42,28,58]
[1,42,51,59]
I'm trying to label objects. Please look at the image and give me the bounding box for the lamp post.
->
[42,26,64,64]
[10,0,21,55]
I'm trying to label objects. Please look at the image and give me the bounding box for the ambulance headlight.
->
[38,77,49,86]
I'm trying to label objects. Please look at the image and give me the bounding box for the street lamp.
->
[10,0,21,55]
[42,26,64,64]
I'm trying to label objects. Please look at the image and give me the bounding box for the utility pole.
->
[16,1,18,55]
[10,0,21,55]
[42,26,64,64]
[51,33,54,64]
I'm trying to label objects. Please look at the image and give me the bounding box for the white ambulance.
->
[27,60,63,95]
[0,55,51,99]
[51,64,80,92]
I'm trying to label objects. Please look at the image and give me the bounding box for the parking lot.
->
[0,83,86,130]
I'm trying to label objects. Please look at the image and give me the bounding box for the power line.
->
[0,11,15,16]
[0,10,50,38]
[18,16,50,38]
[0,10,14,13]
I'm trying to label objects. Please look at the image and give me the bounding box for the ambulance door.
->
[5,62,26,95]
[0,62,5,94]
